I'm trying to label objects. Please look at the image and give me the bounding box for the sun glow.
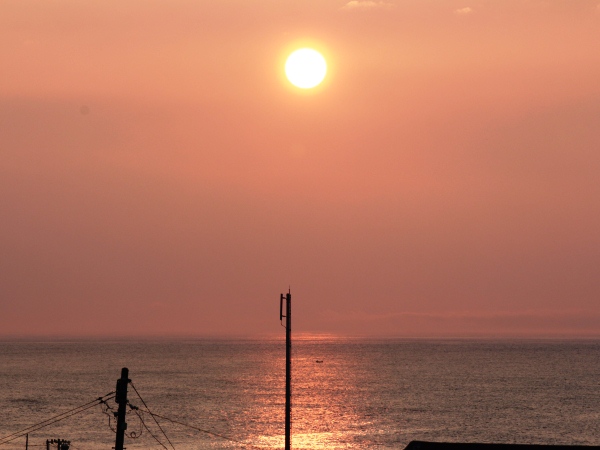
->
[285,48,327,89]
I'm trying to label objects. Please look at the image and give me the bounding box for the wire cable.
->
[129,382,176,450]
[98,398,117,433]
[138,410,269,450]
[0,393,115,446]
[131,409,169,450]
[1,396,104,443]
[124,403,143,439]
[0,402,109,446]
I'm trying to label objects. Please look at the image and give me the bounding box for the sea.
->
[1,338,599,450]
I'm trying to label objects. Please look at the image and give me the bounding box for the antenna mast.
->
[280,289,292,450]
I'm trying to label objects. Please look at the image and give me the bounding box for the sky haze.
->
[2,0,600,337]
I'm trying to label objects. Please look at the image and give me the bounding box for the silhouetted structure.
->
[405,441,600,450]
[280,290,292,450]
[45,439,70,450]
[114,367,130,450]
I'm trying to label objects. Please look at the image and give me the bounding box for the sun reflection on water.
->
[253,432,355,449]
[242,338,371,449]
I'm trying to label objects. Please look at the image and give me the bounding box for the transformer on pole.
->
[280,289,292,450]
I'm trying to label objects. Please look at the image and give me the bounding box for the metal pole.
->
[114,367,129,450]
[25,434,28,450]
[285,291,292,450]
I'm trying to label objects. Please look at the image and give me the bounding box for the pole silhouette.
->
[114,367,129,450]
[280,290,292,450]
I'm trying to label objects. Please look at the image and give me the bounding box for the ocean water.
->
[0,339,599,450]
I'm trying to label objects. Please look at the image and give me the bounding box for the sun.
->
[285,48,327,89]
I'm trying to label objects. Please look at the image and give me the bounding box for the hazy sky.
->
[2,0,600,337]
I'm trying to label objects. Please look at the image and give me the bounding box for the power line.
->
[100,396,143,440]
[0,397,104,443]
[131,409,169,450]
[0,396,114,446]
[98,398,117,434]
[124,381,269,450]
[3,383,274,450]
[0,393,115,446]
[125,404,144,439]
[129,382,176,450]
[139,410,270,450]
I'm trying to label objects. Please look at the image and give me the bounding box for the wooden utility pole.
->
[114,367,130,450]
[280,290,292,450]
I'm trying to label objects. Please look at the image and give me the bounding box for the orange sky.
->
[2,0,600,337]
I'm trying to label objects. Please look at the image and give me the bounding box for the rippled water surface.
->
[1,339,599,449]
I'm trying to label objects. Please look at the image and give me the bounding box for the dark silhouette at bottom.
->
[405,441,600,450]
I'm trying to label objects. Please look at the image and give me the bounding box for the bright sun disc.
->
[285,48,327,89]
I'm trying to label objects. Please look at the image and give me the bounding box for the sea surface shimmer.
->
[1,339,599,450]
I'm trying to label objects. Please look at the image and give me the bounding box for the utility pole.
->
[114,367,130,450]
[45,440,69,450]
[280,289,292,450]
